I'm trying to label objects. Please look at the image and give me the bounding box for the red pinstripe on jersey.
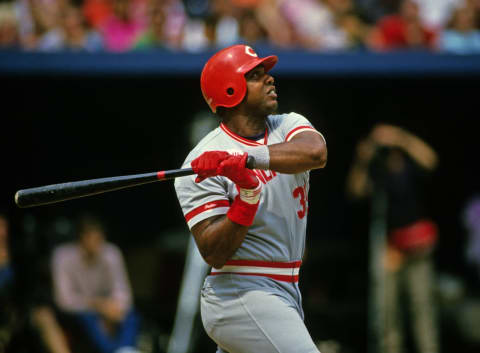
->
[285,125,317,142]
[185,200,230,222]
[220,123,268,146]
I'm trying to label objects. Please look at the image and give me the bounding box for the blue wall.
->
[1,49,480,76]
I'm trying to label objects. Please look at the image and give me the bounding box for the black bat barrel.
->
[15,172,162,208]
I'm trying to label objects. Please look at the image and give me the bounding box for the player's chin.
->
[264,99,278,114]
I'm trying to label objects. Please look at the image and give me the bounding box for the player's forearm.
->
[268,132,327,174]
[192,215,248,269]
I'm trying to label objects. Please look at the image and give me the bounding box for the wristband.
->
[238,183,262,205]
[244,145,270,170]
[227,195,260,227]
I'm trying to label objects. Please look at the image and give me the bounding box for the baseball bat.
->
[15,156,256,208]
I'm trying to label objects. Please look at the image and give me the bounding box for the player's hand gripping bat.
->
[15,156,256,208]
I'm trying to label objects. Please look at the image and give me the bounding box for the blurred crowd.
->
[1,0,480,54]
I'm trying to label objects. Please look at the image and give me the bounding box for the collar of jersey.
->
[220,122,269,146]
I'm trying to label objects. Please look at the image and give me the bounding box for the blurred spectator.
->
[133,1,167,50]
[253,0,294,48]
[356,0,402,23]
[51,214,139,353]
[347,124,440,353]
[463,195,480,279]
[31,306,73,353]
[203,14,219,46]
[369,0,436,50]
[0,3,19,48]
[325,0,359,17]
[83,0,113,29]
[100,0,145,51]
[238,10,269,46]
[180,17,212,52]
[0,213,13,301]
[37,5,103,51]
[0,212,15,350]
[135,0,187,50]
[209,0,241,48]
[1,212,72,353]
[14,0,35,47]
[338,11,372,48]
[279,0,349,50]
[16,0,67,50]
[325,0,373,49]
[182,0,210,18]
[414,0,464,30]
[438,5,480,54]
[162,0,187,49]
[469,0,480,28]
[180,0,243,52]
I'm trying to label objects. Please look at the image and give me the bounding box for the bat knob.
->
[246,155,256,169]
[14,191,21,207]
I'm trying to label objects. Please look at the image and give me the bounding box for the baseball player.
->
[174,44,327,353]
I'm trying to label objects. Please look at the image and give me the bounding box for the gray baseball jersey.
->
[174,112,324,353]
[175,112,323,263]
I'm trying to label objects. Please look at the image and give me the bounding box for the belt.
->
[210,259,302,283]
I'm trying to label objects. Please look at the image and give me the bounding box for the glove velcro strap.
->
[238,183,262,205]
[227,195,260,227]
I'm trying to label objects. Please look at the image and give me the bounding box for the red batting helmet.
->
[200,45,278,113]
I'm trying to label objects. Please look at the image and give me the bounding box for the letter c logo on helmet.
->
[245,46,258,57]
[200,45,278,113]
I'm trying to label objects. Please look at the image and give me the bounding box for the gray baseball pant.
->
[200,275,320,353]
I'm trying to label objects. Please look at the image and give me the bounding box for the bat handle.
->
[246,155,256,169]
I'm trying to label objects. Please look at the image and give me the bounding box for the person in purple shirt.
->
[51,215,139,353]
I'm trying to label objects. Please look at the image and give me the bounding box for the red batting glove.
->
[217,153,259,189]
[191,151,231,183]
[221,154,261,226]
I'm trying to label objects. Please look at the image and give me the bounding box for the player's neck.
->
[223,114,266,138]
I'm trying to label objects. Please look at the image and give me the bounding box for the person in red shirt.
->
[370,0,436,50]
[83,0,113,29]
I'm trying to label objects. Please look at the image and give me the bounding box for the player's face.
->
[244,65,278,116]
[80,228,105,258]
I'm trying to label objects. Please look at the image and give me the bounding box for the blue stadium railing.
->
[1,48,479,76]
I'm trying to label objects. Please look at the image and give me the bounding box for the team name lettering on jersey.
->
[253,169,277,184]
